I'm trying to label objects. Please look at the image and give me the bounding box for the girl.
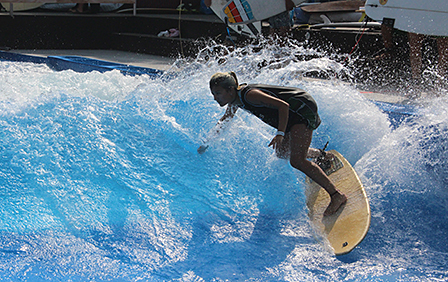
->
[198,72,347,216]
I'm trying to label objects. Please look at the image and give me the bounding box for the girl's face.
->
[211,85,234,107]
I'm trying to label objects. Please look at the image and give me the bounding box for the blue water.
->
[1,43,448,281]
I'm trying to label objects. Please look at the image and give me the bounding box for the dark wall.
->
[136,0,201,9]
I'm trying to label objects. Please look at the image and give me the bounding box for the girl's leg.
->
[289,124,347,216]
[276,133,329,160]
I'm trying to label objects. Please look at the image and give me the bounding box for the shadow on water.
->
[158,207,312,281]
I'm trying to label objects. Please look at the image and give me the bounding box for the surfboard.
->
[1,3,43,11]
[365,0,448,37]
[301,0,364,13]
[217,0,306,24]
[209,0,306,37]
[209,0,261,38]
[305,150,370,255]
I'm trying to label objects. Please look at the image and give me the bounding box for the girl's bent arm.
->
[245,89,289,149]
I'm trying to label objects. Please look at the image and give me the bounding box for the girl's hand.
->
[197,144,209,154]
[268,135,284,150]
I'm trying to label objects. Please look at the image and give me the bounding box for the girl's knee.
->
[290,157,308,171]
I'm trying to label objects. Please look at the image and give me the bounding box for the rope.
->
[178,0,184,58]
[343,19,369,63]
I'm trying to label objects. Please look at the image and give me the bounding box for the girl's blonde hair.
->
[209,72,239,90]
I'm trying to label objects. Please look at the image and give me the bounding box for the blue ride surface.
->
[0,51,164,77]
[0,45,447,281]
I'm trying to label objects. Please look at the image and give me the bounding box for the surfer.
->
[198,72,347,216]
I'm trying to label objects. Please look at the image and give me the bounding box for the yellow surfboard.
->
[305,150,370,255]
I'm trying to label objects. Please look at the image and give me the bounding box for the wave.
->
[0,41,447,281]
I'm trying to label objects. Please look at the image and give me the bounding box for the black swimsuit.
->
[237,84,321,132]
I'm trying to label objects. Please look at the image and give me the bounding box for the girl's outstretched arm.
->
[198,105,238,154]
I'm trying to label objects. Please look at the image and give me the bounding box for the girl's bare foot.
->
[324,192,347,216]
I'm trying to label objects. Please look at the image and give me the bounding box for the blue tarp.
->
[0,50,163,78]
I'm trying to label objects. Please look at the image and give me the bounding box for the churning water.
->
[1,42,447,281]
